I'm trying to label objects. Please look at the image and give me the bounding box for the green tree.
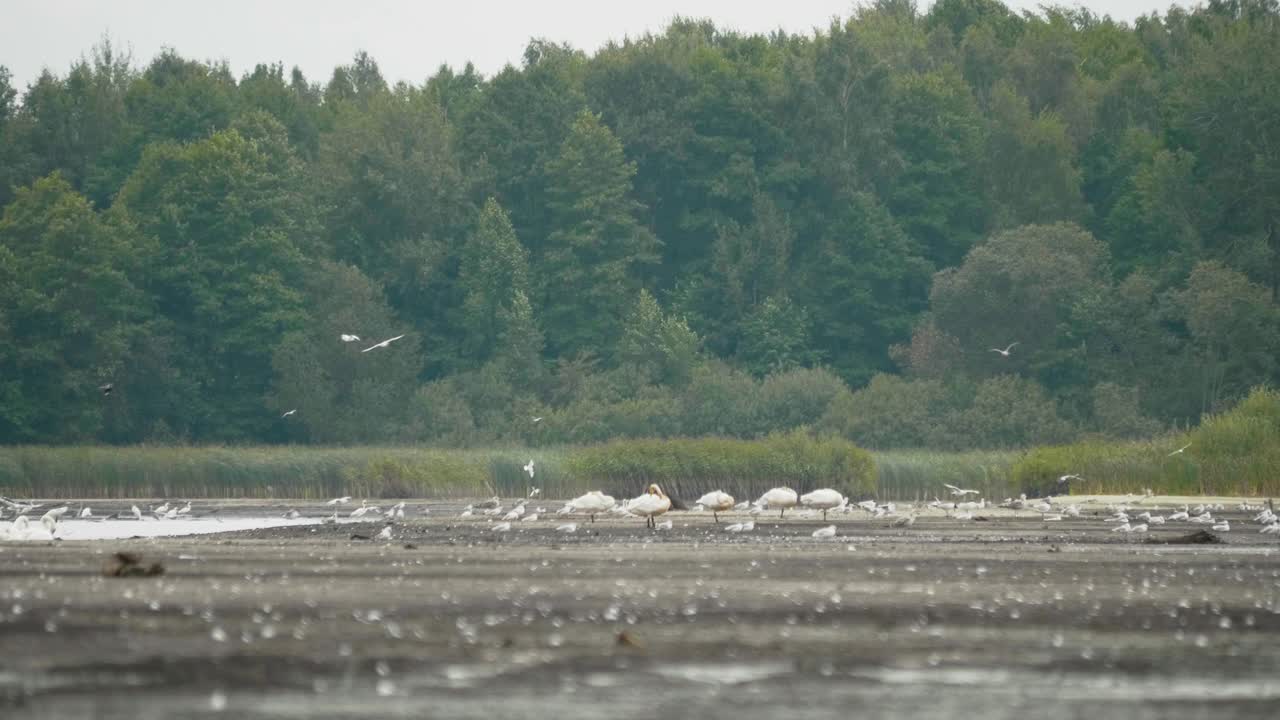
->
[269,262,422,443]
[618,289,701,386]
[984,82,1086,228]
[459,198,532,362]
[0,174,142,442]
[737,296,820,377]
[115,127,309,440]
[541,111,659,357]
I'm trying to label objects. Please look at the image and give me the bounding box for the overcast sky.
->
[4,0,1189,91]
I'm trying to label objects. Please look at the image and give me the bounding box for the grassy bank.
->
[874,450,1023,501]
[1014,387,1280,497]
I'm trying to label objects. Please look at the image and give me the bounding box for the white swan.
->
[695,491,735,523]
[626,485,672,530]
[756,488,799,518]
[567,491,616,523]
[800,489,845,521]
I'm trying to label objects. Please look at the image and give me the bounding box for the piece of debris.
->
[616,630,643,648]
[103,551,165,578]
[1147,530,1221,545]
[403,543,417,550]
[973,516,991,522]
[1048,544,1061,553]
[349,533,371,541]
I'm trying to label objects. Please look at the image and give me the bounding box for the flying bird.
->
[989,342,1019,357]
[532,417,543,423]
[1168,443,1191,457]
[523,460,535,479]
[281,409,297,418]
[98,383,114,396]
[943,483,980,497]
[361,334,406,353]
[340,334,361,342]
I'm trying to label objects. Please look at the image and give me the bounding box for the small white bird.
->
[1129,523,1149,533]
[1043,514,1064,521]
[857,500,879,512]
[1058,474,1084,484]
[953,512,974,520]
[282,509,301,519]
[281,409,297,418]
[361,334,406,353]
[725,521,754,533]
[322,512,338,525]
[696,491,735,523]
[1111,522,1131,532]
[521,513,539,522]
[812,525,837,539]
[1108,513,1131,523]
[1168,443,1191,457]
[1168,511,1189,521]
[523,460,535,479]
[340,334,361,342]
[655,519,673,530]
[78,506,92,519]
[891,514,916,528]
[503,504,526,521]
[1062,504,1081,517]
[491,522,512,532]
[177,501,192,515]
[1212,520,1230,532]
[1149,515,1166,524]
[350,501,375,518]
[733,501,750,511]
[531,417,543,423]
[327,496,352,506]
[459,506,474,518]
[528,487,541,498]
[990,342,1019,357]
[556,523,577,533]
[1260,524,1280,535]
[130,505,142,521]
[1190,513,1215,524]
[377,526,392,540]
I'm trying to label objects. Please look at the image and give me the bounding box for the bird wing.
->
[943,483,960,492]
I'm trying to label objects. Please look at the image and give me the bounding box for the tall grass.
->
[1014,387,1280,497]
[874,449,1023,501]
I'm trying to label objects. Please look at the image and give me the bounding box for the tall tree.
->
[540,111,659,358]
[458,198,532,363]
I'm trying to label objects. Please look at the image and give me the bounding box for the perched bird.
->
[520,513,540,523]
[281,409,297,418]
[989,342,1019,357]
[523,460,536,479]
[503,504,526,521]
[340,334,361,342]
[458,506,474,518]
[800,489,846,521]
[1212,520,1230,532]
[696,491,735,523]
[556,523,577,533]
[756,488,799,518]
[626,485,672,529]
[361,334,406,353]
[1168,511,1189,521]
[812,525,837,539]
[282,509,301,519]
[567,491,616,523]
[130,505,143,521]
[326,496,352,506]
[891,514,916,528]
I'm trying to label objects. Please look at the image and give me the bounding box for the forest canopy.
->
[2,0,1279,449]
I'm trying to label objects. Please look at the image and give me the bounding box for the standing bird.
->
[989,342,1019,357]
[696,491,735,523]
[756,488,799,519]
[800,489,846,521]
[626,484,672,529]
[566,491,616,523]
[361,334,406,353]
[98,383,114,396]
[79,506,93,519]
[340,334,361,343]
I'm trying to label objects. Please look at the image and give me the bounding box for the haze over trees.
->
[2,0,1279,449]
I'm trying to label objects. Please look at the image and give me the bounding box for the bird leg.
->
[713,512,719,524]
[779,508,785,519]
[822,509,828,522]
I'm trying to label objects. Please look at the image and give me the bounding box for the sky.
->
[3,0,1188,91]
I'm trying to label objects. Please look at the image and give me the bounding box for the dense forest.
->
[1,0,1278,449]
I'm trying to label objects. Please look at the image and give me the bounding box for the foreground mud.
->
[2,499,1278,719]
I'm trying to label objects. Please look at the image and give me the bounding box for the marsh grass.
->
[874,449,1023,501]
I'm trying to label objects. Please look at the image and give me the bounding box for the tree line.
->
[1,0,1278,448]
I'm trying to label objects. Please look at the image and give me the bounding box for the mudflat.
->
[2,498,1278,719]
